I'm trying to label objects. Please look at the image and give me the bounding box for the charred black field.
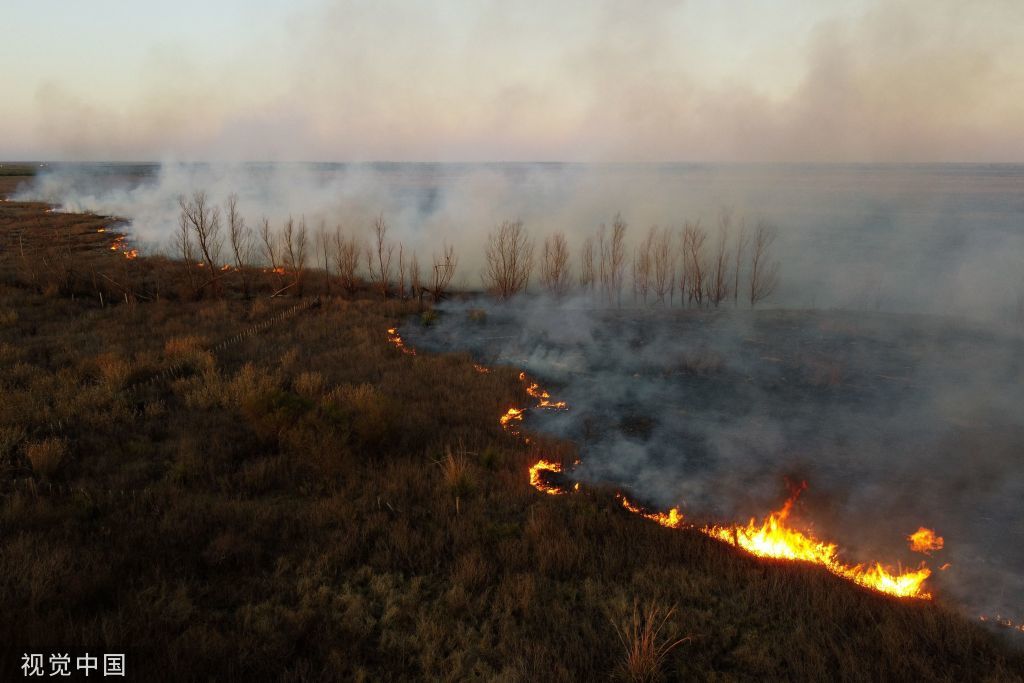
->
[2,174,1024,681]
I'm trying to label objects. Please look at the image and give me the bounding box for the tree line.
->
[174,190,779,307]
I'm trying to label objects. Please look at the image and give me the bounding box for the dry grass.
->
[24,438,66,478]
[612,601,691,683]
[0,193,1022,680]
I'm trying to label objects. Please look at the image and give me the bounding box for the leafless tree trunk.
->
[410,250,422,299]
[282,216,308,293]
[749,221,780,307]
[598,214,627,307]
[315,222,332,296]
[708,213,730,307]
[579,235,595,292]
[430,243,457,302]
[225,193,254,297]
[331,225,361,295]
[397,243,407,299]
[179,191,224,295]
[483,220,534,299]
[733,217,749,308]
[366,214,394,299]
[175,211,198,295]
[540,232,571,297]
[682,220,707,307]
[652,226,674,305]
[632,227,655,305]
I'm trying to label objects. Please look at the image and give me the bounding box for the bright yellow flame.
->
[386,327,416,355]
[702,493,931,599]
[620,496,685,528]
[529,459,565,495]
[908,527,943,554]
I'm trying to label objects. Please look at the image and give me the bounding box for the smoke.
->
[406,297,1024,627]
[7,0,1024,162]
[17,162,1024,319]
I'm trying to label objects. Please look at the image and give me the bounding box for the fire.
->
[700,489,931,599]
[500,407,524,429]
[620,495,685,528]
[109,235,139,259]
[506,371,935,600]
[473,364,490,374]
[221,263,233,271]
[908,527,943,554]
[386,327,416,355]
[529,459,565,495]
[979,615,1024,633]
[97,228,106,233]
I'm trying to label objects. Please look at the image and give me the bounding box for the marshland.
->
[2,162,1024,680]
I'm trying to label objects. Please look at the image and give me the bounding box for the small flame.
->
[979,615,1024,633]
[620,495,685,528]
[529,459,565,495]
[908,527,943,554]
[386,327,416,355]
[97,228,106,233]
[109,235,138,259]
[473,364,490,374]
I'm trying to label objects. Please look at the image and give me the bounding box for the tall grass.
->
[611,601,691,683]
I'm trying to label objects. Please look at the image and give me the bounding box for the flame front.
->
[109,235,138,259]
[620,496,685,528]
[504,371,935,600]
[703,492,932,598]
[386,327,417,355]
[908,527,943,554]
[529,460,565,495]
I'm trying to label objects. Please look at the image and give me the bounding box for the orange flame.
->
[529,460,565,495]
[473,364,490,374]
[109,235,139,259]
[386,327,417,355]
[620,495,685,528]
[979,615,1024,633]
[908,527,943,554]
[701,489,932,599]
[507,372,935,600]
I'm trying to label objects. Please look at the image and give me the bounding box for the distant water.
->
[20,162,1024,318]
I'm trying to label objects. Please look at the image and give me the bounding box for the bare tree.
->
[397,243,407,299]
[282,216,308,292]
[749,221,780,307]
[708,213,731,307]
[331,225,361,295]
[579,235,595,291]
[366,214,394,299]
[315,221,332,295]
[540,232,571,297]
[175,211,198,294]
[632,227,655,305]
[259,217,279,270]
[610,215,627,306]
[652,226,674,305]
[732,216,749,308]
[483,220,534,299]
[410,250,422,299]
[225,194,255,297]
[681,220,707,307]
[597,214,627,306]
[179,191,225,295]
[430,243,457,301]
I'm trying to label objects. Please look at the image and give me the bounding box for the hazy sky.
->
[2,0,1023,162]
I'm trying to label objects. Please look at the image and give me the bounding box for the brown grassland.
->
[1,174,1023,681]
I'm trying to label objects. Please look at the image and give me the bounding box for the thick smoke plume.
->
[407,298,1024,626]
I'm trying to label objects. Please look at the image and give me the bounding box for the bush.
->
[25,438,67,479]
